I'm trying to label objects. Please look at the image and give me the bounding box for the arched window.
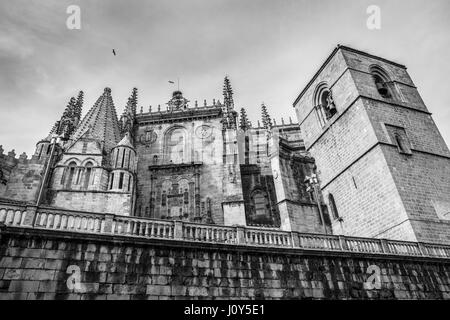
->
[328,193,339,219]
[164,127,186,164]
[369,65,392,98]
[83,162,93,190]
[314,83,337,127]
[66,161,77,189]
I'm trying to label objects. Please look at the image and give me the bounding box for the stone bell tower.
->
[294,45,450,244]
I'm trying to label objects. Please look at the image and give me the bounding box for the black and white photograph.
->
[0,0,450,308]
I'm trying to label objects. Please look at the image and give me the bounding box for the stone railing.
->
[1,202,450,259]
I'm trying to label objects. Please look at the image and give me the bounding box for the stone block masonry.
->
[1,225,449,300]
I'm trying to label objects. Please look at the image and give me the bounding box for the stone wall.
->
[51,191,132,216]
[1,225,449,300]
[134,115,234,224]
[3,162,45,203]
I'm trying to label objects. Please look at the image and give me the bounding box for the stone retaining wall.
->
[0,225,449,300]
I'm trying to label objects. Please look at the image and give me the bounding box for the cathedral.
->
[0,76,326,234]
[1,45,450,245]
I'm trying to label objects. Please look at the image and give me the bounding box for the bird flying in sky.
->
[112,49,116,56]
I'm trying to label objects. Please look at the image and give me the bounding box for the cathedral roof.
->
[71,88,121,152]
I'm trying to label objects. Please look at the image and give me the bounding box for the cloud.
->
[0,0,449,155]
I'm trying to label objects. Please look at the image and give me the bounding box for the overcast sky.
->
[0,0,449,155]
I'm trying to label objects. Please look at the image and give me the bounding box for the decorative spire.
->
[239,108,251,131]
[261,103,272,131]
[75,91,84,120]
[223,76,234,111]
[47,94,83,140]
[120,88,138,137]
[71,87,121,153]
[222,76,237,130]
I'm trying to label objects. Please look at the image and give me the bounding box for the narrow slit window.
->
[119,172,124,189]
[121,149,125,168]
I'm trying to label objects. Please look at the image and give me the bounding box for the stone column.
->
[236,226,245,244]
[24,205,38,227]
[174,220,183,240]
[103,214,114,233]
[189,181,195,218]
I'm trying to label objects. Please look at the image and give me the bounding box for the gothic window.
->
[164,127,186,164]
[314,83,337,127]
[66,161,77,189]
[60,167,67,185]
[328,193,339,219]
[75,168,82,184]
[127,176,131,191]
[83,162,93,190]
[153,155,158,165]
[369,65,392,99]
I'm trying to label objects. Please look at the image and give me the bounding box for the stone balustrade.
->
[1,201,450,259]
[112,216,174,238]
